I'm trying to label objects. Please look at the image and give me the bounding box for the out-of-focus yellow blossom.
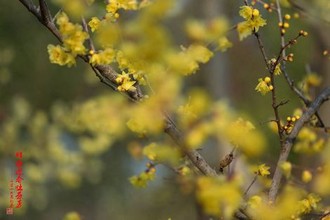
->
[89,48,116,66]
[185,123,212,149]
[55,0,90,19]
[143,143,181,165]
[166,44,212,75]
[279,0,291,7]
[79,133,113,156]
[128,142,143,159]
[186,44,213,63]
[255,77,273,95]
[63,211,81,220]
[249,186,303,219]
[129,167,156,188]
[237,6,266,41]
[96,23,120,48]
[196,176,242,217]
[106,0,144,19]
[302,170,313,183]
[314,163,330,195]
[166,50,198,75]
[177,89,210,127]
[126,100,164,135]
[88,17,101,32]
[56,12,89,56]
[178,166,191,176]
[47,44,76,67]
[57,168,81,189]
[248,195,262,209]
[224,118,265,156]
[280,161,292,178]
[185,17,229,42]
[299,73,322,95]
[296,194,321,215]
[26,164,44,183]
[255,164,270,176]
[217,37,233,52]
[64,94,127,136]
[294,127,325,153]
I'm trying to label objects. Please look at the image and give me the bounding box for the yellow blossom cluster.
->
[166,44,213,75]
[248,187,321,219]
[237,6,267,41]
[185,17,232,51]
[255,163,271,176]
[299,73,322,97]
[47,12,89,66]
[196,176,242,217]
[143,143,181,165]
[255,77,273,95]
[57,12,89,55]
[294,127,325,153]
[47,45,76,67]
[115,71,136,92]
[54,0,94,19]
[106,0,149,20]
[89,48,116,66]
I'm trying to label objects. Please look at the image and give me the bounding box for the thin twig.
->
[243,175,258,197]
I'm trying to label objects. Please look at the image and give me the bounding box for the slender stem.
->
[243,175,258,197]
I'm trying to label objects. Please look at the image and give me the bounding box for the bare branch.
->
[269,87,330,202]
[39,0,52,24]
[164,119,217,176]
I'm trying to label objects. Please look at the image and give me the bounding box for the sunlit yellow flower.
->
[255,77,273,95]
[89,48,116,66]
[217,37,233,52]
[47,44,76,67]
[302,170,312,183]
[237,6,266,41]
[248,195,262,209]
[280,161,292,178]
[256,164,270,176]
[88,17,101,32]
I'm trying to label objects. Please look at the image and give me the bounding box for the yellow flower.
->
[302,170,312,183]
[255,77,273,95]
[217,37,233,52]
[186,44,213,63]
[237,6,266,41]
[280,161,292,178]
[47,44,76,67]
[56,12,89,56]
[63,211,81,220]
[196,177,241,217]
[88,17,100,32]
[248,195,262,209]
[89,48,116,66]
[256,164,270,176]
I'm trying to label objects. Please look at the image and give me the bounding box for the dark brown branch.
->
[269,87,330,202]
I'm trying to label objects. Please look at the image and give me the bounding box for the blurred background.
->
[0,0,329,219]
